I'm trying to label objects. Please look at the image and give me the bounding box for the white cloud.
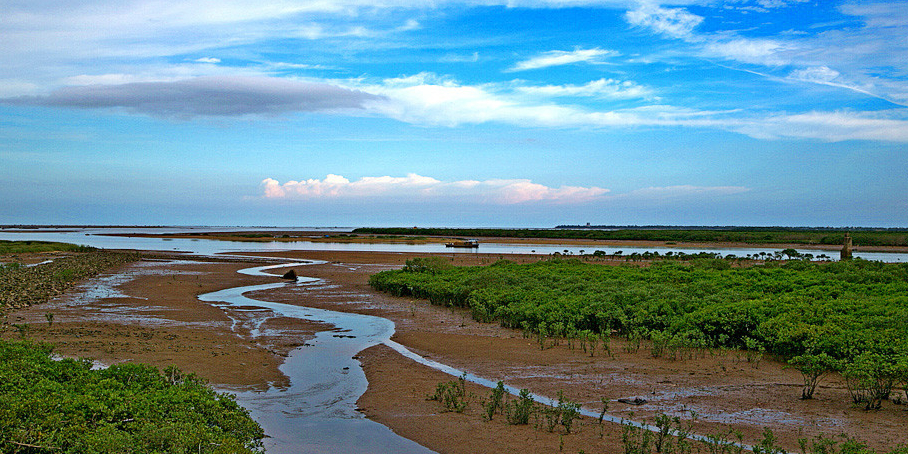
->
[194,57,221,64]
[839,1,908,27]
[261,174,610,204]
[702,38,791,66]
[509,48,617,72]
[0,79,40,97]
[756,0,809,9]
[356,72,688,127]
[516,78,654,100]
[734,110,908,142]
[439,52,480,63]
[625,2,703,39]
[786,67,908,108]
[789,66,840,84]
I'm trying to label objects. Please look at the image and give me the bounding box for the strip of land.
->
[97,229,908,253]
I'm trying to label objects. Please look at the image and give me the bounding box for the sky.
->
[1,0,906,227]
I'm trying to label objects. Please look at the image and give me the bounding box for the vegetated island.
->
[0,240,265,453]
[353,227,908,250]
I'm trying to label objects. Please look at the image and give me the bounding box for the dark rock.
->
[617,397,648,405]
[281,269,297,280]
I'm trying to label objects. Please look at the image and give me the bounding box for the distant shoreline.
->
[100,230,908,253]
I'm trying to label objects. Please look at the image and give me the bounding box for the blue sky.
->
[1,0,906,227]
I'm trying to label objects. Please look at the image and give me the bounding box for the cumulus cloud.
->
[3,76,382,118]
[509,48,617,72]
[261,174,609,204]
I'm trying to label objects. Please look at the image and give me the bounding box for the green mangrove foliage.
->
[428,375,472,413]
[353,227,908,247]
[372,258,908,403]
[0,339,264,453]
[0,240,95,254]
[621,417,908,454]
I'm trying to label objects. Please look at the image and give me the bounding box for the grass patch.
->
[0,240,94,254]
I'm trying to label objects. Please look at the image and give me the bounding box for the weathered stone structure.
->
[841,232,853,260]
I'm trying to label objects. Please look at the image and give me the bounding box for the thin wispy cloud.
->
[736,110,908,143]
[508,48,617,72]
[619,185,751,200]
[516,79,654,100]
[261,174,610,204]
[358,73,722,128]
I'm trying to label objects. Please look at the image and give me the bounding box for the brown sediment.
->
[1,255,327,389]
[2,249,906,453]
[246,250,908,453]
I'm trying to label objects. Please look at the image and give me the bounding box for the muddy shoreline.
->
[3,249,906,452]
[97,231,908,253]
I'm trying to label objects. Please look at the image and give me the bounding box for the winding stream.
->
[202,259,752,453]
[198,261,434,454]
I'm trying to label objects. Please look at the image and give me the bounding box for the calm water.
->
[2,227,906,262]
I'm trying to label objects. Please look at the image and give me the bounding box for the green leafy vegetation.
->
[505,388,535,425]
[620,415,908,454]
[481,381,507,421]
[0,240,95,254]
[0,339,264,453]
[353,227,908,247]
[1,250,140,309]
[428,375,472,413]
[373,258,908,405]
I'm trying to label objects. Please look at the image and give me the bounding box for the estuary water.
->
[1,226,906,262]
[199,262,434,454]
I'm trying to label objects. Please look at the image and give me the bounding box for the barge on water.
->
[445,239,479,248]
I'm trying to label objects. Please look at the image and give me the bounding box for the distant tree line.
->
[352,228,908,247]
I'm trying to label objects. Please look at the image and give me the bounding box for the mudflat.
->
[3,249,905,452]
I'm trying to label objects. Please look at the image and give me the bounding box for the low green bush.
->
[0,339,264,453]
